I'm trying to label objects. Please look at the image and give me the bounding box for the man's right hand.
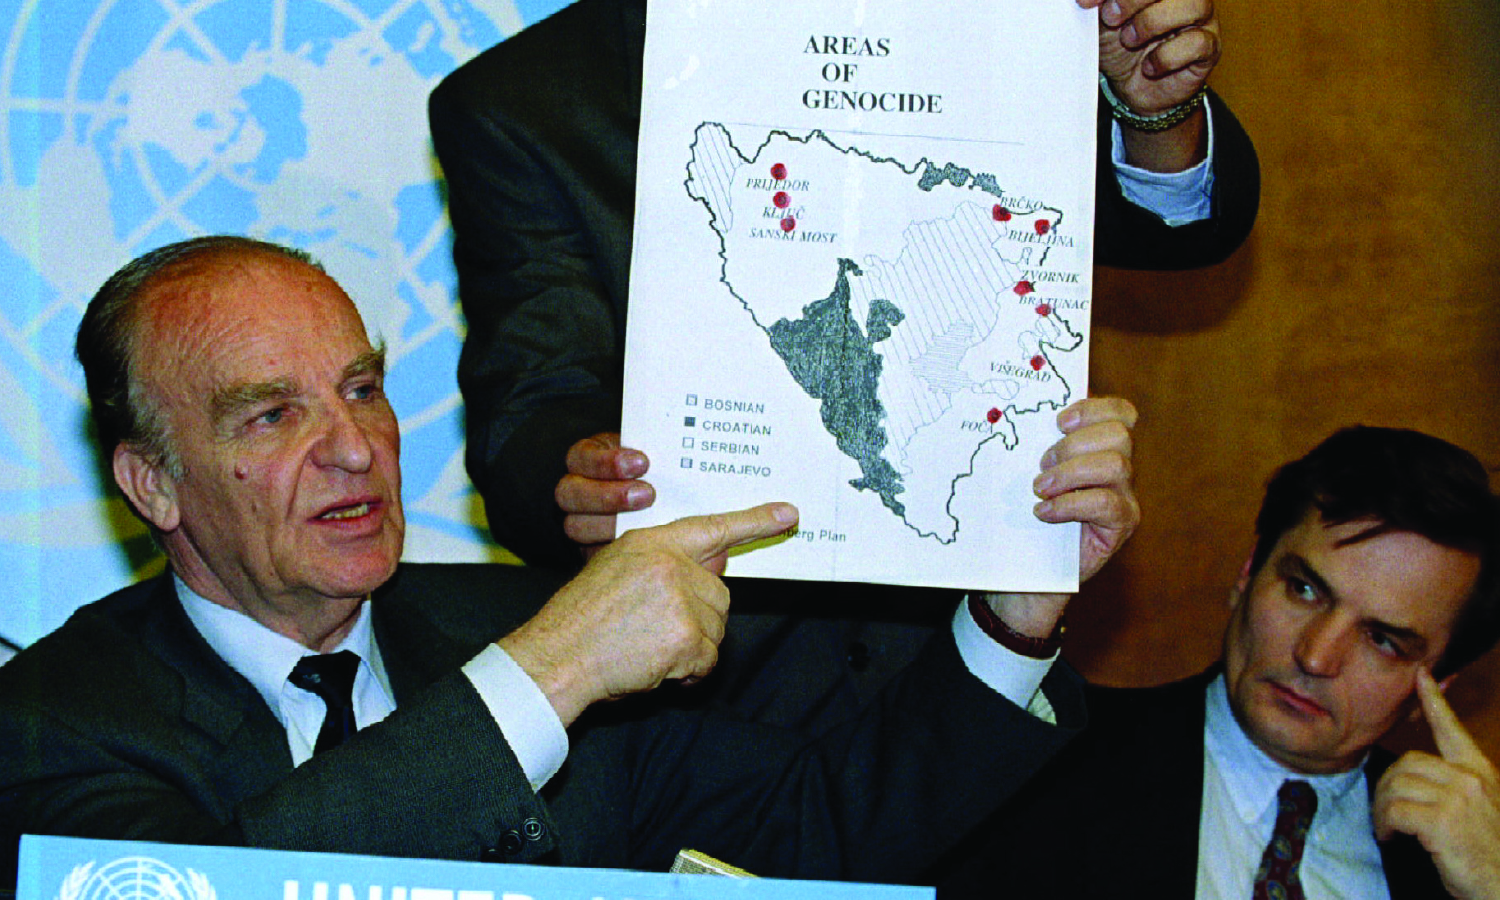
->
[556,432,655,558]
[499,502,799,726]
[1374,670,1500,899]
[980,396,1139,640]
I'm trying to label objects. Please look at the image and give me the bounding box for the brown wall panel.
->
[1066,0,1500,761]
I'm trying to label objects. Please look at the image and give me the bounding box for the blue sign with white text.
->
[18,836,933,900]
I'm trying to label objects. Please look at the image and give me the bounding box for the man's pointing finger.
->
[653,503,800,565]
[1417,668,1485,767]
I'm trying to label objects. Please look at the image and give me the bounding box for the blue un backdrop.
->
[0,0,574,647]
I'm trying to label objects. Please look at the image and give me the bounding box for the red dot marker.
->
[771,163,788,180]
[992,205,1011,222]
[1030,355,1045,371]
[1035,303,1052,316]
[986,408,1002,424]
[1034,219,1050,235]
[773,191,790,209]
[780,216,796,233]
[1013,280,1033,296]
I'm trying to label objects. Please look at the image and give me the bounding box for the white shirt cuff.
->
[951,600,1057,724]
[1109,100,1216,226]
[463,644,569,791]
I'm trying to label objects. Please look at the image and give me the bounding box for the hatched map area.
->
[685,123,1083,543]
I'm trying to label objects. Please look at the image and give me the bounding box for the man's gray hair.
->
[75,236,323,478]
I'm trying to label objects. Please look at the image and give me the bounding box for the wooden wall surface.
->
[1068,1,1500,759]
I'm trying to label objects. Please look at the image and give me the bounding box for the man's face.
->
[1222,512,1479,774]
[128,252,404,628]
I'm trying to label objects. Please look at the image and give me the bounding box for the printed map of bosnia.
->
[685,122,1085,543]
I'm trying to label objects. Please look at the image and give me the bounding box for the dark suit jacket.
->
[928,668,1447,899]
[0,563,1086,889]
[428,0,1263,567]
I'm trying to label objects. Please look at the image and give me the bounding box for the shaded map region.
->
[767,258,908,515]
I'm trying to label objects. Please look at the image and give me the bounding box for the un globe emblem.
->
[0,0,537,645]
[57,858,215,900]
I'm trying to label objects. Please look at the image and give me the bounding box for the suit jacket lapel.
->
[1047,670,1214,897]
[1167,678,1213,895]
[370,586,467,705]
[1125,669,1214,896]
[134,575,294,813]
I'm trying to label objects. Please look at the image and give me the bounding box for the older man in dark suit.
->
[0,236,1141,890]
[931,427,1500,900]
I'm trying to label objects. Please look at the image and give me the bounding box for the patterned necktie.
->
[288,651,361,755]
[1252,779,1319,900]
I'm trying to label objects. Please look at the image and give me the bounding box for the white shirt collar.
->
[174,573,394,732]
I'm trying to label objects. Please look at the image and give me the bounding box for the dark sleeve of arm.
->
[429,55,628,570]
[1094,89,1261,271]
[0,669,555,883]
[553,628,1088,883]
[237,673,552,857]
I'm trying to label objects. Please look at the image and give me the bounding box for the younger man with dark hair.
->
[934,426,1500,900]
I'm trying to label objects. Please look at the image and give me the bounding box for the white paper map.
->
[622,0,1098,591]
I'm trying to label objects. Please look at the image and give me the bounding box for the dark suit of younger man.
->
[428,0,1263,569]
[0,564,1085,890]
[929,668,1447,900]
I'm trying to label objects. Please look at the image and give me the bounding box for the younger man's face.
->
[1222,513,1478,774]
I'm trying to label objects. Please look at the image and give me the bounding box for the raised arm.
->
[980,396,1139,641]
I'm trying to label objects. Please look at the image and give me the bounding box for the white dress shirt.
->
[1196,675,1391,900]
